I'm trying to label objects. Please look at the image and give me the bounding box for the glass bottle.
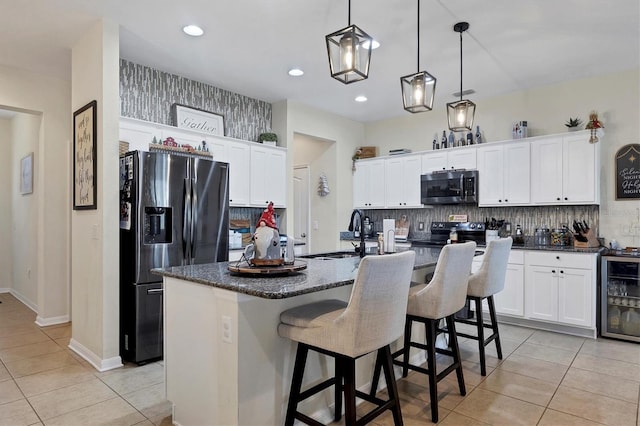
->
[608,304,621,333]
[441,131,447,149]
[377,232,384,255]
[466,131,473,145]
[448,131,455,148]
[433,133,438,150]
[475,125,482,144]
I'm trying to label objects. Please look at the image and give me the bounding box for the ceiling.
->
[1,0,638,122]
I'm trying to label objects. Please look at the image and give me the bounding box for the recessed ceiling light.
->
[183,25,204,37]
[288,68,304,77]
[355,95,368,102]
[362,40,380,49]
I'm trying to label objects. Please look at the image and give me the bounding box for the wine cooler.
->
[601,254,640,342]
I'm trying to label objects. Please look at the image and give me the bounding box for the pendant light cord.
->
[348,0,351,25]
[459,30,463,101]
[416,0,420,72]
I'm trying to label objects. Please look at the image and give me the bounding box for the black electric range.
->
[411,221,486,247]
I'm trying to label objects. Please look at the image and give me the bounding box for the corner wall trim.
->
[36,315,70,327]
[68,338,123,372]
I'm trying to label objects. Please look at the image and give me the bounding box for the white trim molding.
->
[68,338,123,372]
[36,314,70,327]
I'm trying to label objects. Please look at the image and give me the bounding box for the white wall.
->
[70,19,121,370]
[0,117,12,291]
[365,69,640,247]
[273,100,364,252]
[11,113,41,308]
[0,65,71,323]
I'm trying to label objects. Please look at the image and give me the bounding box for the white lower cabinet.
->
[524,251,595,328]
[472,250,524,317]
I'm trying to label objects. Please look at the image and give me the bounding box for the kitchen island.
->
[153,247,442,426]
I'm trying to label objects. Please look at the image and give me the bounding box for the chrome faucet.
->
[348,209,366,258]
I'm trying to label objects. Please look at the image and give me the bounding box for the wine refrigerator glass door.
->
[601,256,640,342]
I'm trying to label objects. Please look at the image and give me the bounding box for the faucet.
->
[348,209,366,258]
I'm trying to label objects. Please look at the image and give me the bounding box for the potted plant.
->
[565,117,582,131]
[258,132,278,146]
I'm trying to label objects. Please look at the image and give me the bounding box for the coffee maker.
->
[363,216,375,237]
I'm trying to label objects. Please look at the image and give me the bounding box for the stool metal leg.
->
[335,354,343,422]
[445,315,466,396]
[425,319,439,423]
[285,344,309,426]
[474,297,487,376]
[342,356,357,425]
[380,345,404,426]
[487,295,503,360]
[402,318,412,378]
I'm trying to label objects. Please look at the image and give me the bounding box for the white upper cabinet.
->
[119,118,162,152]
[477,142,530,206]
[421,146,477,172]
[250,145,287,208]
[384,154,422,208]
[531,132,599,205]
[353,159,385,209]
[119,117,287,209]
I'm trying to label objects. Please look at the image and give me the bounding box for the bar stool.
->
[455,237,512,376]
[371,241,476,423]
[278,251,416,426]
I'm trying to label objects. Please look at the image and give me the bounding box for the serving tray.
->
[228,260,307,276]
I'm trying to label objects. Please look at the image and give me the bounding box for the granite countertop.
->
[152,246,444,300]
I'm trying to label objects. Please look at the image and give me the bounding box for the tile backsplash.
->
[362,205,599,239]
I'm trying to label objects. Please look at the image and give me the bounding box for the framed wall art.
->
[73,100,97,210]
[171,103,225,136]
[20,152,33,195]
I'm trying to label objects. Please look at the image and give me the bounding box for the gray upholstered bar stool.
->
[278,251,416,426]
[372,242,476,423]
[455,237,513,376]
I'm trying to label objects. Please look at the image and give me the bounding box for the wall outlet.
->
[222,315,232,343]
[418,222,424,231]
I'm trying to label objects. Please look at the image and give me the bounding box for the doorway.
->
[293,166,310,254]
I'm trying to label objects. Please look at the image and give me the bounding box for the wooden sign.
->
[171,104,225,136]
[615,144,640,200]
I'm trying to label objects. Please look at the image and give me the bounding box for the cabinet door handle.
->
[552,270,556,274]
[505,199,508,202]
[564,197,568,201]
[560,270,564,274]
[557,197,561,201]
[556,256,560,260]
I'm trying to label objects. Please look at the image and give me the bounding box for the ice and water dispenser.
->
[143,207,172,244]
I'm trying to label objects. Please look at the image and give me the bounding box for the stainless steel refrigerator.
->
[119,151,229,363]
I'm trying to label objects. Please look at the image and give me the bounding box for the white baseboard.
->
[10,289,38,313]
[68,338,123,372]
[36,314,70,327]
[0,287,10,293]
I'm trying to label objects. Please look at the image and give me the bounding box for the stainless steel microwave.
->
[420,170,478,205]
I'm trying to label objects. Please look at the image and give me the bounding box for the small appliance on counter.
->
[363,216,374,237]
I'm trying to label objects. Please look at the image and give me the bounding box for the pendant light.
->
[400,0,436,113]
[447,22,476,131]
[325,0,373,84]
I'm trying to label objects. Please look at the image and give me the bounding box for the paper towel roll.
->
[383,219,396,253]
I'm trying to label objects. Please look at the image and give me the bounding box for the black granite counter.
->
[152,246,443,300]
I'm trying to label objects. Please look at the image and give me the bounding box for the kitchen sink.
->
[298,251,363,260]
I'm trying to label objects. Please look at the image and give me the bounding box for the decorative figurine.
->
[586,111,604,143]
[244,202,282,266]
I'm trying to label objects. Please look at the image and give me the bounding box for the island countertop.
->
[152,246,443,299]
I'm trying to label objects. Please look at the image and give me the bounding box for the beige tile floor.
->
[1,291,639,425]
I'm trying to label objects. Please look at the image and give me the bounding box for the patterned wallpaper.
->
[119,60,272,141]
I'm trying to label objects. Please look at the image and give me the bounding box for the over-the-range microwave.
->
[420,169,479,205]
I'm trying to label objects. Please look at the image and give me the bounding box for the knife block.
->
[573,228,599,248]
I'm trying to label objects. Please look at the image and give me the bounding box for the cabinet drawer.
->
[525,251,593,269]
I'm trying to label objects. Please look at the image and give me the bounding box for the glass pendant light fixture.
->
[325,0,373,84]
[447,22,476,131]
[400,0,436,113]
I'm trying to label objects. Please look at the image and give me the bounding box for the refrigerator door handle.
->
[183,178,192,262]
[147,288,164,295]
[191,177,198,261]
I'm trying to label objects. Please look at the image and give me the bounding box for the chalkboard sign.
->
[615,144,640,200]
